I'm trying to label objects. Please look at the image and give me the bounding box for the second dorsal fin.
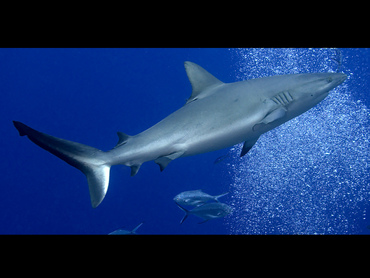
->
[114,131,132,148]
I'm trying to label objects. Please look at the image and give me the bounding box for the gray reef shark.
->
[13,61,347,208]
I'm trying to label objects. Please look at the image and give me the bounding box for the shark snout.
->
[333,72,347,86]
[322,72,347,93]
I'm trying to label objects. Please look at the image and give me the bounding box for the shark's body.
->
[13,61,347,208]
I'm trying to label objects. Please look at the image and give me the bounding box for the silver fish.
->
[109,222,143,235]
[176,202,232,224]
[174,190,228,206]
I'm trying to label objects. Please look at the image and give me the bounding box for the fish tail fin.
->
[131,222,144,234]
[215,192,229,202]
[13,121,111,208]
[176,203,189,224]
[198,219,209,224]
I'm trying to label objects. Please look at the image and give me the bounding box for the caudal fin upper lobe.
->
[13,121,110,208]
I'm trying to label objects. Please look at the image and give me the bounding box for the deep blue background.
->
[1,48,369,234]
[1,48,235,234]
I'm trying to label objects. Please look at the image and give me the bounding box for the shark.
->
[13,61,347,208]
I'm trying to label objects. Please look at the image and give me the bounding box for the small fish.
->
[214,148,234,164]
[214,153,230,164]
[109,222,144,235]
[173,190,229,206]
[330,48,343,73]
[176,202,233,224]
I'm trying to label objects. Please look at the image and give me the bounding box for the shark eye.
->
[326,77,333,83]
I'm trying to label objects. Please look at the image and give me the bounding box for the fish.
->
[214,153,230,164]
[176,202,233,224]
[13,61,347,208]
[108,222,143,235]
[331,48,343,73]
[173,190,228,206]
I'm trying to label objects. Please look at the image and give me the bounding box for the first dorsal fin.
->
[184,61,224,104]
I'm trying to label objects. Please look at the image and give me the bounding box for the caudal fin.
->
[13,121,110,208]
[215,192,229,202]
[175,203,189,224]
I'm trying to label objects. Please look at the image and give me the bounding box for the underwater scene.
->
[1,48,369,234]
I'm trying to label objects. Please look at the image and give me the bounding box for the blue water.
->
[1,48,369,234]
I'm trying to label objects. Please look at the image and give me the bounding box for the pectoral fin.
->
[155,151,185,172]
[253,107,287,132]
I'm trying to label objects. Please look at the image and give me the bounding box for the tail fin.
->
[215,192,229,202]
[131,222,144,234]
[13,121,110,208]
[175,203,189,224]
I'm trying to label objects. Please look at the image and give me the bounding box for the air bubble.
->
[226,48,370,234]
